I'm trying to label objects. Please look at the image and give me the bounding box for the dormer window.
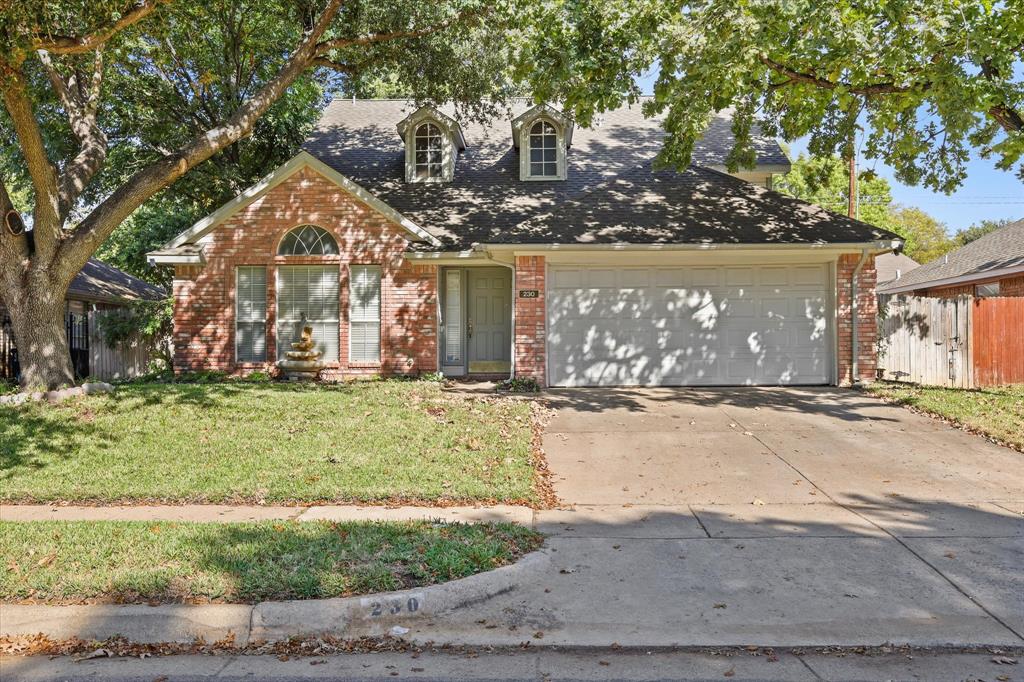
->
[397,106,466,184]
[512,103,573,181]
[414,123,443,179]
[529,121,559,177]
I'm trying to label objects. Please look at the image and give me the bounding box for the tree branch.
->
[38,51,109,217]
[758,55,927,96]
[980,57,1024,133]
[315,6,486,55]
[0,72,61,259]
[59,0,347,270]
[31,0,172,56]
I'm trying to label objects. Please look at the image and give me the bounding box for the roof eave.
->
[481,240,901,252]
[879,262,1024,294]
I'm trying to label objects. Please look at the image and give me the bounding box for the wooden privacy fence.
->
[878,295,1024,388]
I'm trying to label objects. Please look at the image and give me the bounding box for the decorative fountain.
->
[278,316,323,380]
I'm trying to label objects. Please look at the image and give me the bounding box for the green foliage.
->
[498,376,541,393]
[522,0,1024,192]
[888,206,954,264]
[96,298,173,366]
[774,154,897,230]
[953,218,1014,247]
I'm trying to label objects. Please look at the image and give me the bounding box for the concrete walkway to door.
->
[398,387,1024,648]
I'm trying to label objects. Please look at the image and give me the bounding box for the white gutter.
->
[482,241,901,252]
[850,249,870,385]
[147,253,205,266]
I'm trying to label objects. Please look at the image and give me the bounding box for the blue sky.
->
[787,138,1024,234]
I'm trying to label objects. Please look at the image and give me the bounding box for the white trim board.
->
[158,151,440,251]
[880,263,1024,294]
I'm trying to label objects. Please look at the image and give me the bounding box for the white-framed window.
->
[414,123,444,180]
[528,120,559,177]
[276,265,339,362]
[235,266,267,363]
[278,224,338,256]
[975,282,1000,297]
[350,265,382,363]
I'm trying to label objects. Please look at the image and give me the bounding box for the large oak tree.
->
[1,0,518,389]
[523,0,1024,190]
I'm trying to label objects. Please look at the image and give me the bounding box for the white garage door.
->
[547,264,832,387]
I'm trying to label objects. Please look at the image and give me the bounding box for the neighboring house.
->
[875,252,920,287]
[0,258,166,381]
[149,99,901,387]
[878,219,1024,298]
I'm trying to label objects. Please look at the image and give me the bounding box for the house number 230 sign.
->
[518,289,539,298]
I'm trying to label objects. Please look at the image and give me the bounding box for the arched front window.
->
[528,120,558,177]
[278,224,338,256]
[414,123,443,179]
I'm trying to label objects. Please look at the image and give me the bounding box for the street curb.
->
[0,550,549,645]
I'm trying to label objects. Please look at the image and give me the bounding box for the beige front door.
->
[467,268,512,373]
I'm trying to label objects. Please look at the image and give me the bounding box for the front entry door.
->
[467,268,512,373]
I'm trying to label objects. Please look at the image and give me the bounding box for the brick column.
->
[836,253,878,384]
[514,256,546,385]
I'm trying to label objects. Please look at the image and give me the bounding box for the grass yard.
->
[0,380,541,504]
[866,382,1024,451]
[0,520,543,604]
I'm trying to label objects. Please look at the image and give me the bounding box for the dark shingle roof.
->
[301,98,896,250]
[68,259,166,303]
[878,220,1024,292]
[875,252,920,285]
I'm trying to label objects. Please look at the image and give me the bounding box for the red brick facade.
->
[172,167,437,377]
[172,167,884,386]
[836,253,878,384]
[513,256,547,384]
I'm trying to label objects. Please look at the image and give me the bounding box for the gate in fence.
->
[878,295,1024,388]
[878,295,971,388]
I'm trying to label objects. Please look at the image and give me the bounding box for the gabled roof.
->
[69,259,166,303]
[879,219,1024,293]
[396,105,467,150]
[511,103,574,148]
[304,98,898,251]
[875,252,920,285]
[149,151,439,263]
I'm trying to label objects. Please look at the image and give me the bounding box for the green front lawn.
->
[0,380,540,504]
[866,382,1024,451]
[0,520,543,604]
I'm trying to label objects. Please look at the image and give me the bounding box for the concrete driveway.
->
[412,387,1024,648]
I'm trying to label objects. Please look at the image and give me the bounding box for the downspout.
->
[850,249,870,385]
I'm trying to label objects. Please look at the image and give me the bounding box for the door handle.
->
[467,318,473,339]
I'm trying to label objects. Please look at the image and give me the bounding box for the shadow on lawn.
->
[0,401,108,477]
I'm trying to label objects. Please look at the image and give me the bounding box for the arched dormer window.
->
[414,123,443,180]
[528,120,559,177]
[512,104,573,181]
[278,224,338,256]
[397,106,466,183]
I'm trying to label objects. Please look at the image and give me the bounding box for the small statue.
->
[289,324,317,354]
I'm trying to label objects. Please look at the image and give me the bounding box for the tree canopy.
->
[524,0,1024,193]
[0,0,526,387]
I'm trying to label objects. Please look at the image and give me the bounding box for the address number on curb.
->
[360,593,424,618]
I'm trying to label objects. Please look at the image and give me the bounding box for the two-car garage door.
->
[547,264,832,387]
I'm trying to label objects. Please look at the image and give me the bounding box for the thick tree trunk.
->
[5,283,75,390]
